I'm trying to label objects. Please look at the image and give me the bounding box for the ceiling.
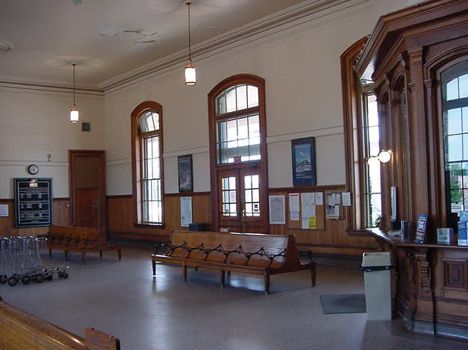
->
[0,0,309,89]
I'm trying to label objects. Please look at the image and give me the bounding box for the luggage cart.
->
[0,235,69,286]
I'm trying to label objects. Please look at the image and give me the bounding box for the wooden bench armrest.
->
[0,297,120,350]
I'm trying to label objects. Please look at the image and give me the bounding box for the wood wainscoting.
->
[107,185,377,255]
[269,185,378,256]
[106,192,211,241]
[0,198,70,236]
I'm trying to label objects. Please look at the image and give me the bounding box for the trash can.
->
[361,252,392,320]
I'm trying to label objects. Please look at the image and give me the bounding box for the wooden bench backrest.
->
[48,226,101,242]
[0,297,119,350]
[170,231,301,270]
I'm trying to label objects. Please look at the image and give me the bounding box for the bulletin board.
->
[14,178,53,228]
[287,192,325,230]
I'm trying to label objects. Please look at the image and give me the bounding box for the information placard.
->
[14,178,53,228]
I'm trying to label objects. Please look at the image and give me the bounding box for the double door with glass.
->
[217,169,267,233]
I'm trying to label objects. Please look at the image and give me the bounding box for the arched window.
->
[208,75,268,233]
[131,101,164,225]
[442,61,468,228]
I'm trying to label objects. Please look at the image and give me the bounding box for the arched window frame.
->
[131,101,165,226]
[208,74,268,231]
[440,60,468,229]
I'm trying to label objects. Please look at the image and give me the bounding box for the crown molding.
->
[100,0,371,93]
[0,79,103,96]
[0,0,372,94]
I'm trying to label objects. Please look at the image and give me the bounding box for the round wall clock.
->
[27,164,39,175]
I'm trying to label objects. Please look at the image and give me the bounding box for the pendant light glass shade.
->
[70,106,79,123]
[185,59,196,85]
[184,1,196,85]
[70,63,79,123]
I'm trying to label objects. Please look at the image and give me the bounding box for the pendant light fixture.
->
[184,0,196,85]
[69,63,79,123]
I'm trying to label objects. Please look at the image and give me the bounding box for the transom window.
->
[215,84,261,164]
[131,102,164,226]
[442,62,468,219]
[216,84,259,115]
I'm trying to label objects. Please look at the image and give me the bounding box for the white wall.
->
[105,0,417,195]
[0,87,104,198]
[0,0,420,198]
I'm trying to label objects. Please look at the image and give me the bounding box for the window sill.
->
[134,223,166,229]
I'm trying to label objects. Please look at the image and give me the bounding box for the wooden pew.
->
[152,231,316,294]
[48,225,121,263]
[0,297,120,350]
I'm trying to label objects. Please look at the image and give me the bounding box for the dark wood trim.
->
[107,192,211,199]
[69,150,107,231]
[207,74,268,232]
[268,184,345,193]
[133,223,166,229]
[164,191,211,198]
[0,197,69,201]
[130,101,165,226]
[340,37,368,231]
[109,231,169,242]
[355,0,468,78]
[106,194,133,199]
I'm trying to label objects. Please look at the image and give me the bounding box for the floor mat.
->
[320,294,366,314]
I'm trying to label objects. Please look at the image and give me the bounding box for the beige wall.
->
[104,0,417,195]
[0,0,422,198]
[0,87,104,198]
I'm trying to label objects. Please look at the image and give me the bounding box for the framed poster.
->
[291,137,316,186]
[178,154,193,192]
[14,178,53,228]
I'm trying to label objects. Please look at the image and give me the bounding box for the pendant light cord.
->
[72,63,76,107]
[187,1,192,61]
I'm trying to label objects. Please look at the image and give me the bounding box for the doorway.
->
[69,150,106,231]
[217,168,267,233]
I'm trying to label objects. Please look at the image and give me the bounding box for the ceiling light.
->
[70,64,79,124]
[184,0,196,86]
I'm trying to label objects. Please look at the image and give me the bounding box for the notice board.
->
[14,178,53,228]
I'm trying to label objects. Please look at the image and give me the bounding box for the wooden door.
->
[69,150,106,231]
[217,168,266,233]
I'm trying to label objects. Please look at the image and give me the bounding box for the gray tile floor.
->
[1,246,467,350]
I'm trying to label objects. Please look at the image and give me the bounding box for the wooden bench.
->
[48,225,122,263]
[152,231,316,294]
[0,296,120,350]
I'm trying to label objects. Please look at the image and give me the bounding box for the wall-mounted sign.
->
[14,178,53,227]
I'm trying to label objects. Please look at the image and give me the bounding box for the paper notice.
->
[308,216,317,229]
[342,192,351,206]
[269,195,286,224]
[315,192,324,205]
[301,193,316,229]
[289,193,300,221]
[180,197,193,227]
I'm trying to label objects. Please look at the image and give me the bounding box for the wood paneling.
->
[352,0,468,338]
[444,259,467,290]
[69,150,106,231]
[0,198,70,236]
[107,192,212,240]
[269,185,378,255]
[107,186,376,255]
